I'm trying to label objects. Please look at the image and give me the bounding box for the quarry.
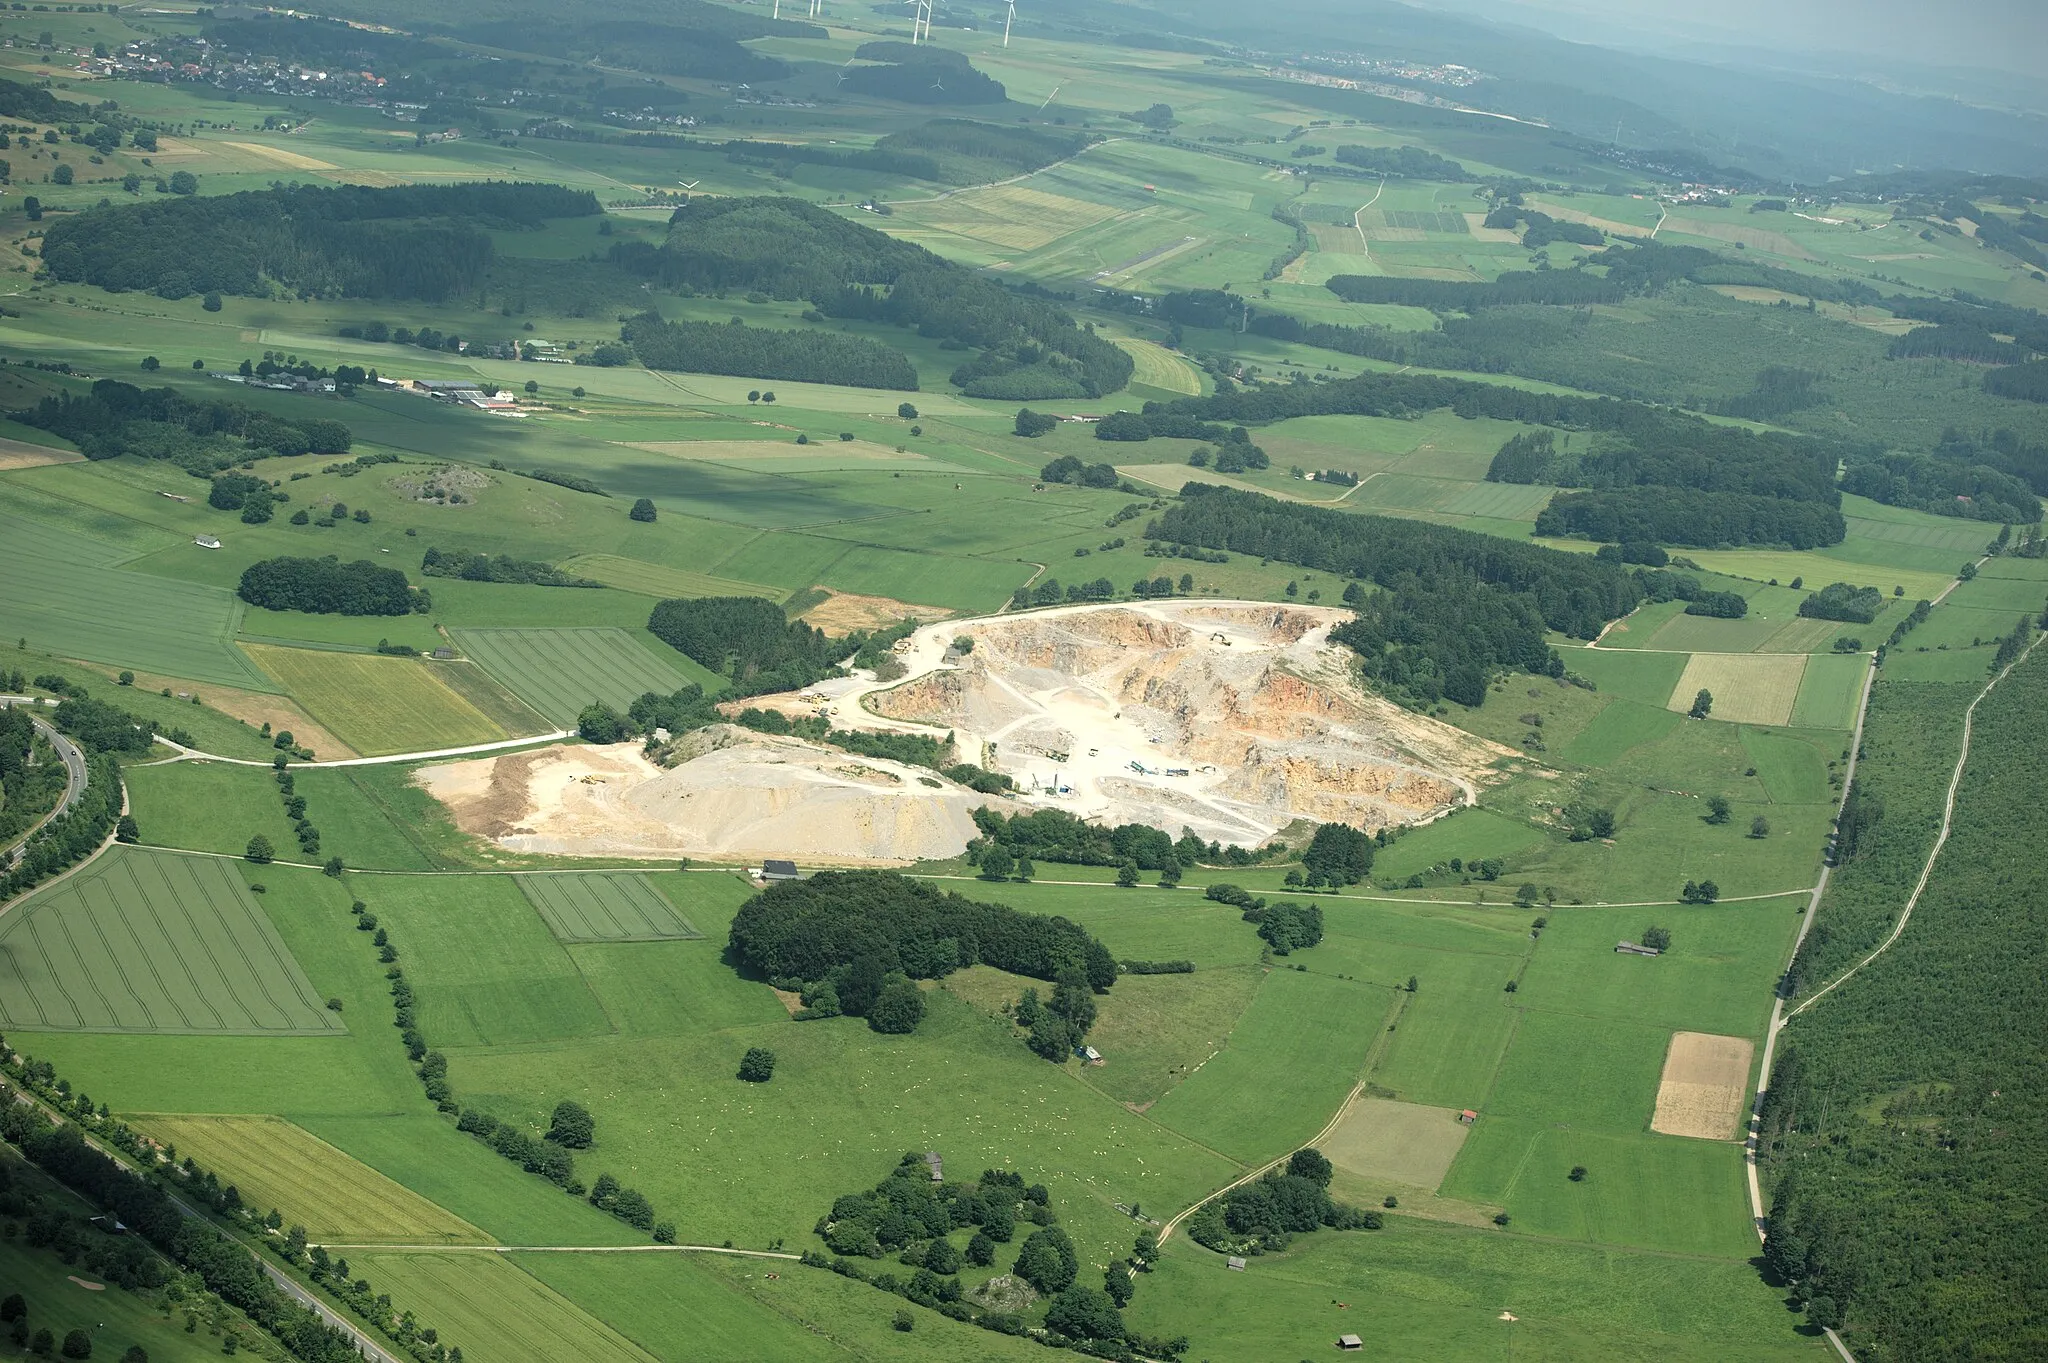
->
[415,600,1505,864]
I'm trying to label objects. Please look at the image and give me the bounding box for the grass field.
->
[368,874,614,1047]
[1321,1097,1472,1188]
[556,553,782,602]
[0,848,340,1034]
[452,626,697,724]
[0,509,272,690]
[243,644,506,756]
[518,873,702,942]
[136,1114,492,1245]
[1147,969,1393,1164]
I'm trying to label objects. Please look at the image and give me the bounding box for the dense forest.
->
[15,380,351,471]
[1485,420,1841,504]
[727,871,1118,1033]
[842,43,1006,105]
[1759,650,2048,1359]
[877,120,1089,182]
[1840,453,2041,523]
[1148,485,1638,705]
[0,76,97,125]
[646,595,848,697]
[1985,359,2048,405]
[612,198,1131,398]
[1533,488,1847,549]
[619,312,919,390]
[38,182,598,302]
[237,557,424,616]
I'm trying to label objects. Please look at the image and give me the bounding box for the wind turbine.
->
[930,76,946,95]
[904,0,932,43]
[1003,0,1015,46]
[1039,81,1062,111]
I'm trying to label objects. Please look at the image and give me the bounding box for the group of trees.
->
[618,312,918,391]
[1330,144,1468,179]
[645,595,846,698]
[727,871,1117,1035]
[1798,582,1886,624]
[805,1158,1176,1354]
[611,198,1131,399]
[238,557,424,616]
[14,379,350,472]
[1186,1148,1377,1254]
[1147,485,1638,707]
[418,547,602,588]
[38,182,599,302]
[970,806,1263,872]
[1484,204,1604,248]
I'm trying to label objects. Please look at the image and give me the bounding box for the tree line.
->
[1147,484,1641,704]
[15,379,350,473]
[38,181,597,302]
[1187,1148,1378,1255]
[619,311,919,391]
[419,547,603,587]
[610,198,1132,398]
[1330,144,1469,179]
[1841,453,2041,524]
[237,557,425,616]
[1485,417,1842,504]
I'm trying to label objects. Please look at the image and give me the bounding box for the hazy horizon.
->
[1408,0,2048,78]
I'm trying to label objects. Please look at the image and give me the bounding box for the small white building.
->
[195,535,222,550]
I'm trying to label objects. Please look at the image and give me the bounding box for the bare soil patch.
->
[798,589,953,633]
[222,140,339,170]
[1651,1031,1754,1140]
[0,437,81,470]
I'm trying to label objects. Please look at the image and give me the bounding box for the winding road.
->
[2,699,89,867]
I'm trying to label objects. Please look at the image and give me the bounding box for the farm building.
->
[1338,1335,1363,1351]
[1459,1109,1479,1125]
[1616,941,1664,957]
[195,535,222,550]
[1226,1256,1246,1272]
[761,859,801,881]
[1076,1044,1102,1063]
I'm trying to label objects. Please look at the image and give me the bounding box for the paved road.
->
[2,699,89,868]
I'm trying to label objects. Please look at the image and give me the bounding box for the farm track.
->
[317,1242,798,1259]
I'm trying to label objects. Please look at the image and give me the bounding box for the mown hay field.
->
[451,626,692,725]
[1665,654,1806,727]
[518,873,702,942]
[138,1114,492,1245]
[344,1251,658,1363]
[243,644,504,755]
[0,849,339,1034]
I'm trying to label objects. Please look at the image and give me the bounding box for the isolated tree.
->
[747,391,761,403]
[140,355,160,371]
[1013,856,1034,882]
[628,498,657,523]
[523,379,539,395]
[60,1329,91,1359]
[1569,1165,1588,1182]
[1115,860,1140,888]
[547,1100,594,1147]
[1705,795,1732,825]
[115,814,140,844]
[1157,857,1181,888]
[1689,688,1714,719]
[52,162,73,185]
[1750,815,1771,839]
[979,843,1015,881]
[737,1047,776,1083]
[169,170,197,194]
[923,1237,961,1274]
[966,1232,996,1266]
[0,1295,22,1325]
[866,973,925,1034]
[323,856,344,877]
[897,402,919,419]
[245,834,274,864]
[121,1349,148,1363]
[892,1310,913,1333]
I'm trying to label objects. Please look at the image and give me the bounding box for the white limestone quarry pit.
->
[413,600,1507,865]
